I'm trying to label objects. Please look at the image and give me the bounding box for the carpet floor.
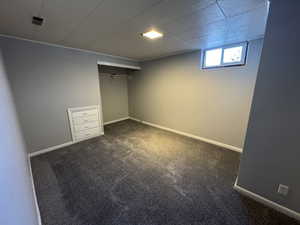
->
[31,120,300,225]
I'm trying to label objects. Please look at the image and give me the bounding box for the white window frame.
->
[202,42,248,69]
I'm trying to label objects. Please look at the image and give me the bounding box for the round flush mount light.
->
[141,30,163,39]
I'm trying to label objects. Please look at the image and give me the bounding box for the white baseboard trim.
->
[129,117,140,122]
[29,141,74,157]
[29,132,105,158]
[129,117,242,153]
[27,133,105,222]
[234,180,300,221]
[103,117,130,125]
[28,156,42,225]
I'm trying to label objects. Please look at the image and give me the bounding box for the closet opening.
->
[97,62,140,126]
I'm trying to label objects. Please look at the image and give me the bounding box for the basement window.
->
[202,42,248,69]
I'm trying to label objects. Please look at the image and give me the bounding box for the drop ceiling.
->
[0,0,269,61]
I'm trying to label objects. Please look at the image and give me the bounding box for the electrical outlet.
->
[277,184,289,196]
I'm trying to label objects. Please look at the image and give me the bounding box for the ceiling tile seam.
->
[162,17,227,40]
[102,1,221,45]
[214,0,233,48]
[215,2,268,40]
[87,0,266,48]
[162,2,222,32]
[119,0,165,27]
[224,2,268,19]
[89,0,217,49]
[216,0,228,18]
[151,1,218,30]
[4,0,267,62]
[164,2,223,25]
[153,2,226,41]
[59,0,106,43]
[88,0,166,48]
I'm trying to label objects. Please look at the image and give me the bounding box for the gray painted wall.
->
[99,73,129,123]
[0,52,39,225]
[0,36,139,153]
[128,39,263,149]
[237,0,300,213]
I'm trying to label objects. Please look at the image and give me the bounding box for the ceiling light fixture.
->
[142,30,163,39]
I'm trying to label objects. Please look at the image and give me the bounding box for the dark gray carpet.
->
[31,120,299,225]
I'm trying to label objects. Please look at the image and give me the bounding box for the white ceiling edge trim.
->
[0,34,138,62]
[139,49,199,62]
[98,61,141,70]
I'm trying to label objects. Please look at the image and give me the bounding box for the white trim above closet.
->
[97,61,141,70]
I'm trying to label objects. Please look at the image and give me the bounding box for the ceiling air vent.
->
[32,16,44,26]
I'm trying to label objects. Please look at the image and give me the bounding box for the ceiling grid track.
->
[88,0,166,48]
[60,0,106,42]
[215,0,228,19]
[0,0,269,60]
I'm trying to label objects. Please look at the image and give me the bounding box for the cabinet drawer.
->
[73,115,98,125]
[74,127,101,140]
[68,105,103,142]
[74,121,99,132]
[72,109,98,118]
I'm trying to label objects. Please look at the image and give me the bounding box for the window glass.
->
[223,46,243,63]
[202,42,247,69]
[204,48,222,67]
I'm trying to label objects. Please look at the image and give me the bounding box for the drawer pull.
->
[72,109,98,118]
[73,115,98,125]
[74,121,99,132]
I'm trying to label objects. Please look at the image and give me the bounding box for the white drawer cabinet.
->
[74,121,99,132]
[74,127,101,141]
[73,115,99,125]
[72,109,98,118]
[68,105,103,142]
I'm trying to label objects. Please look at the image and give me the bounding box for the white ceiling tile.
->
[92,31,195,60]
[218,0,267,17]
[63,0,162,49]
[176,20,228,42]
[184,31,240,49]
[227,6,268,37]
[162,3,225,35]
[0,0,268,60]
[90,1,225,54]
[32,0,102,42]
[181,3,268,50]
[0,0,40,37]
[124,0,216,33]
